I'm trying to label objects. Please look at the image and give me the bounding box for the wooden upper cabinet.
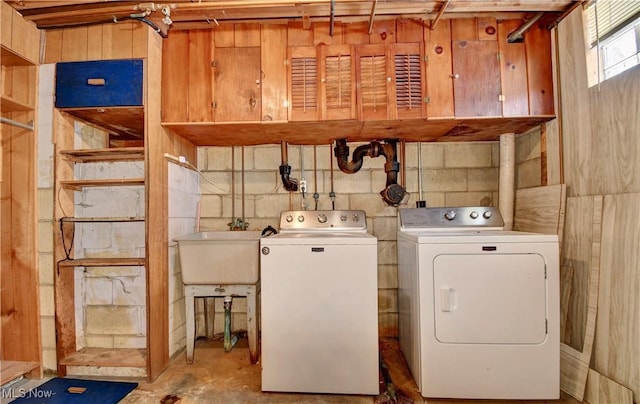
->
[213,47,262,122]
[356,44,391,121]
[288,46,320,121]
[498,20,529,116]
[320,44,356,120]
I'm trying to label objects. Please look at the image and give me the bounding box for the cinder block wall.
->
[515,127,543,188]
[196,141,500,337]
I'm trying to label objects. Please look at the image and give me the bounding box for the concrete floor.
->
[120,337,582,404]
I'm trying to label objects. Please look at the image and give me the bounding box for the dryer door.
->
[433,253,547,344]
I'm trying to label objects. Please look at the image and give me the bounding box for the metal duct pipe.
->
[279,141,298,192]
[507,12,544,43]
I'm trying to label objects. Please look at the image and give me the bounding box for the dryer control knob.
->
[352,214,360,222]
[340,214,347,222]
[318,214,328,223]
[470,211,479,219]
[286,215,293,222]
[483,211,492,219]
[297,215,305,222]
[444,210,456,220]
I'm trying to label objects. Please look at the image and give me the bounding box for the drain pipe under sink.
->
[223,296,239,352]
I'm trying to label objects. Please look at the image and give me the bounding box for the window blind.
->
[586,0,640,46]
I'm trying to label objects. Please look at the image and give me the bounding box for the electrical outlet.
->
[299,180,307,193]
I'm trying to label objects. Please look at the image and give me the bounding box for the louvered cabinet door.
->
[288,46,320,121]
[390,43,425,119]
[213,47,262,122]
[319,44,356,120]
[356,44,392,121]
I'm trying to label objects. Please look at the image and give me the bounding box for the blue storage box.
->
[55,59,143,108]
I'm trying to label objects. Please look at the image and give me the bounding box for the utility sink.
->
[174,231,262,285]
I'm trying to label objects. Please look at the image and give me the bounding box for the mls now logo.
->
[1,387,55,399]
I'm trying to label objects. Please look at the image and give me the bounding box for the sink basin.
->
[174,231,262,285]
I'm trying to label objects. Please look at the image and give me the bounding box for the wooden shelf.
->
[0,361,40,385]
[59,348,147,368]
[60,107,144,139]
[1,46,36,67]
[61,216,145,222]
[59,178,145,190]
[59,147,145,162]
[1,94,34,112]
[161,116,555,146]
[58,258,146,268]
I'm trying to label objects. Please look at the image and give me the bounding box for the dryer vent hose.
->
[279,141,298,192]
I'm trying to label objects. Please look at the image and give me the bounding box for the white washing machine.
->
[260,210,379,395]
[397,206,559,400]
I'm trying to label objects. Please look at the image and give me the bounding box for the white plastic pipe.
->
[499,133,515,230]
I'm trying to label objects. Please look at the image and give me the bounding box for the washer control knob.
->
[444,210,456,220]
[483,210,492,219]
[285,215,293,222]
[470,211,479,219]
[340,214,348,222]
[317,214,328,223]
[352,213,360,222]
[297,215,305,222]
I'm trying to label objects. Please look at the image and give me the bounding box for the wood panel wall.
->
[558,8,640,400]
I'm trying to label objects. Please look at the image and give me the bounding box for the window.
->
[585,0,640,85]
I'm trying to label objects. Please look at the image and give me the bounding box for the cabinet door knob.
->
[450,73,460,79]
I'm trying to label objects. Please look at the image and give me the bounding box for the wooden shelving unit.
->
[1,9,42,382]
[54,140,148,377]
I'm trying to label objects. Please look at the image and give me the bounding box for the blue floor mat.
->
[10,378,137,404]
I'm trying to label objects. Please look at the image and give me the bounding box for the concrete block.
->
[38,189,54,221]
[78,187,144,217]
[378,241,397,265]
[423,168,467,192]
[420,143,446,168]
[38,252,54,285]
[77,223,112,249]
[378,264,398,289]
[85,266,141,277]
[468,167,499,191]
[84,335,114,348]
[221,194,256,220]
[244,170,280,195]
[444,192,494,207]
[348,194,397,217]
[378,289,398,313]
[205,146,233,170]
[85,306,140,335]
[379,313,398,337]
[39,285,55,316]
[443,142,493,168]
[372,216,398,241]
[42,349,57,371]
[491,142,500,167]
[113,336,147,349]
[40,316,56,349]
[199,171,232,195]
[329,170,371,194]
[38,221,53,254]
[516,130,541,163]
[199,194,223,218]
[85,278,113,305]
[252,145,280,170]
[254,194,291,217]
[112,222,145,250]
[112,275,146,306]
